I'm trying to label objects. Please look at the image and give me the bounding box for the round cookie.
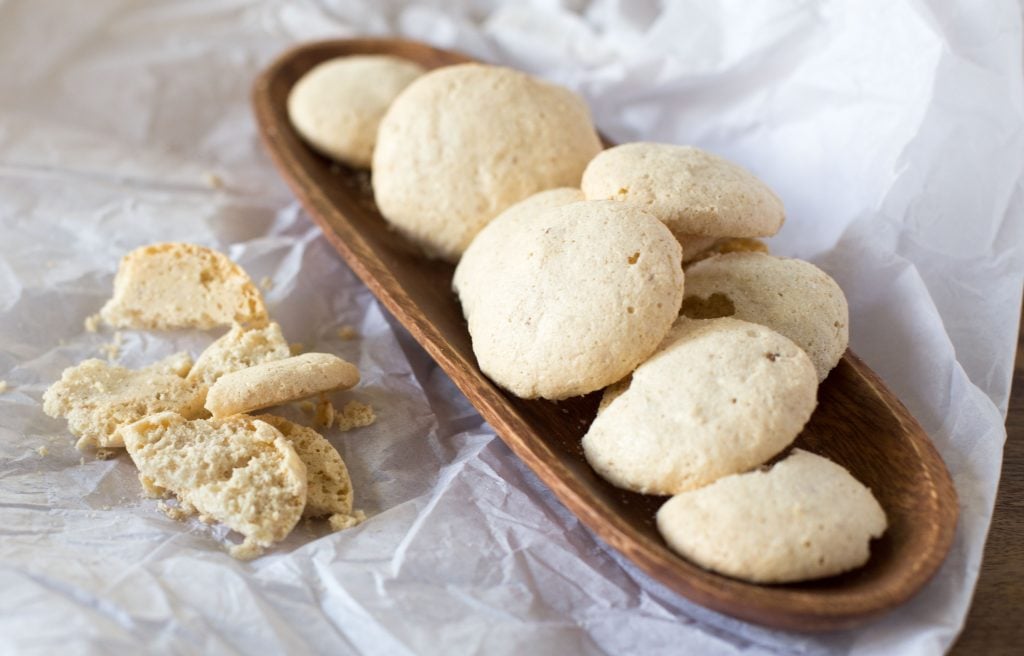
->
[656,449,887,583]
[456,200,683,400]
[581,142,785,239]
[453,187,583,314]
[582,317,818,495]
[680,252,849,381]
[372,63,603,262]
[287,55,425,168]
[205,353,360,418]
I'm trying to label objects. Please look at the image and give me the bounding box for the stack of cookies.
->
[44,243,369,559]
[287,56,886,583]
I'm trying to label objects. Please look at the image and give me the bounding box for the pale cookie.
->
[42,354,205,448]
[455,200,683,400]
[205,353,360,418]
[188,322,291,387]
[582,317,817,495]
[373,63,602,261]
[121,412,307,559]
[287,55,425,168]
[581,142,785,239]
[656,449,887,583]
[453,187,583,314]
[256,415,356,525]
[681,252,848,381]
[99,242,268,330]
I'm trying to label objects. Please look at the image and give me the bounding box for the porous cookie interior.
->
[99,242,268,330]
[121,412,307,558]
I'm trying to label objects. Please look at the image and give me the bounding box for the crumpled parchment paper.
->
[1,1,1021,654]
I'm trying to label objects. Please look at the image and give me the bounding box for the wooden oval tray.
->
[252,38,958,631]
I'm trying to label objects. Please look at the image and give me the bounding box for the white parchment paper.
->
[1,1,1022,654]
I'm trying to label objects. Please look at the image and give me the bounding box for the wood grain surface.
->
[950,313,1024,654]
[252,38,960,633]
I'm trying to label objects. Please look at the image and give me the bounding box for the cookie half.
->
[581,142,784,239]
[121,412,307,559]
[455,200,683,400]
[656,449,887,583]
[43,354,205,448]
[373,63,602,261]
[582,317,817,495]
[681,252,849,381]
[99,242,267,330]
[205,353,360,418]
[256,415,356,524]
[287,55,425,168]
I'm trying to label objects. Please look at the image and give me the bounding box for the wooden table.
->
[950,315,1023,654]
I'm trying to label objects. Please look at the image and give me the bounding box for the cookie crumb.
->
[157,501,178,519]
[157,499,193,519]
[84,313,102,333]
[0,380,7,393]
[229,539,264,561]
[289,342,304,355]
[99,331,124,361]
[259,276,273,291]
[329,509,366,531]
[337,325,359,340]
[95,448,118,461]
[313,395,336,429]
[298,400,315,414]
[336,400,376,432]
[79,456,86,466]
[204,172,225,189]
[75,435,97,451]
[36,445,48,457]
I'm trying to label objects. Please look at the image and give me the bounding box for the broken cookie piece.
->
[99,242,268,330]
[205,353,360,418]
[256,415,360,528]
[121,412,307,559]
[336,400,376,432]
[311,395,335,429]
[42,353,205,448]
[187,322,291,387]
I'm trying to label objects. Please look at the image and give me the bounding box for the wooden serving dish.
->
[252,38,958,631]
